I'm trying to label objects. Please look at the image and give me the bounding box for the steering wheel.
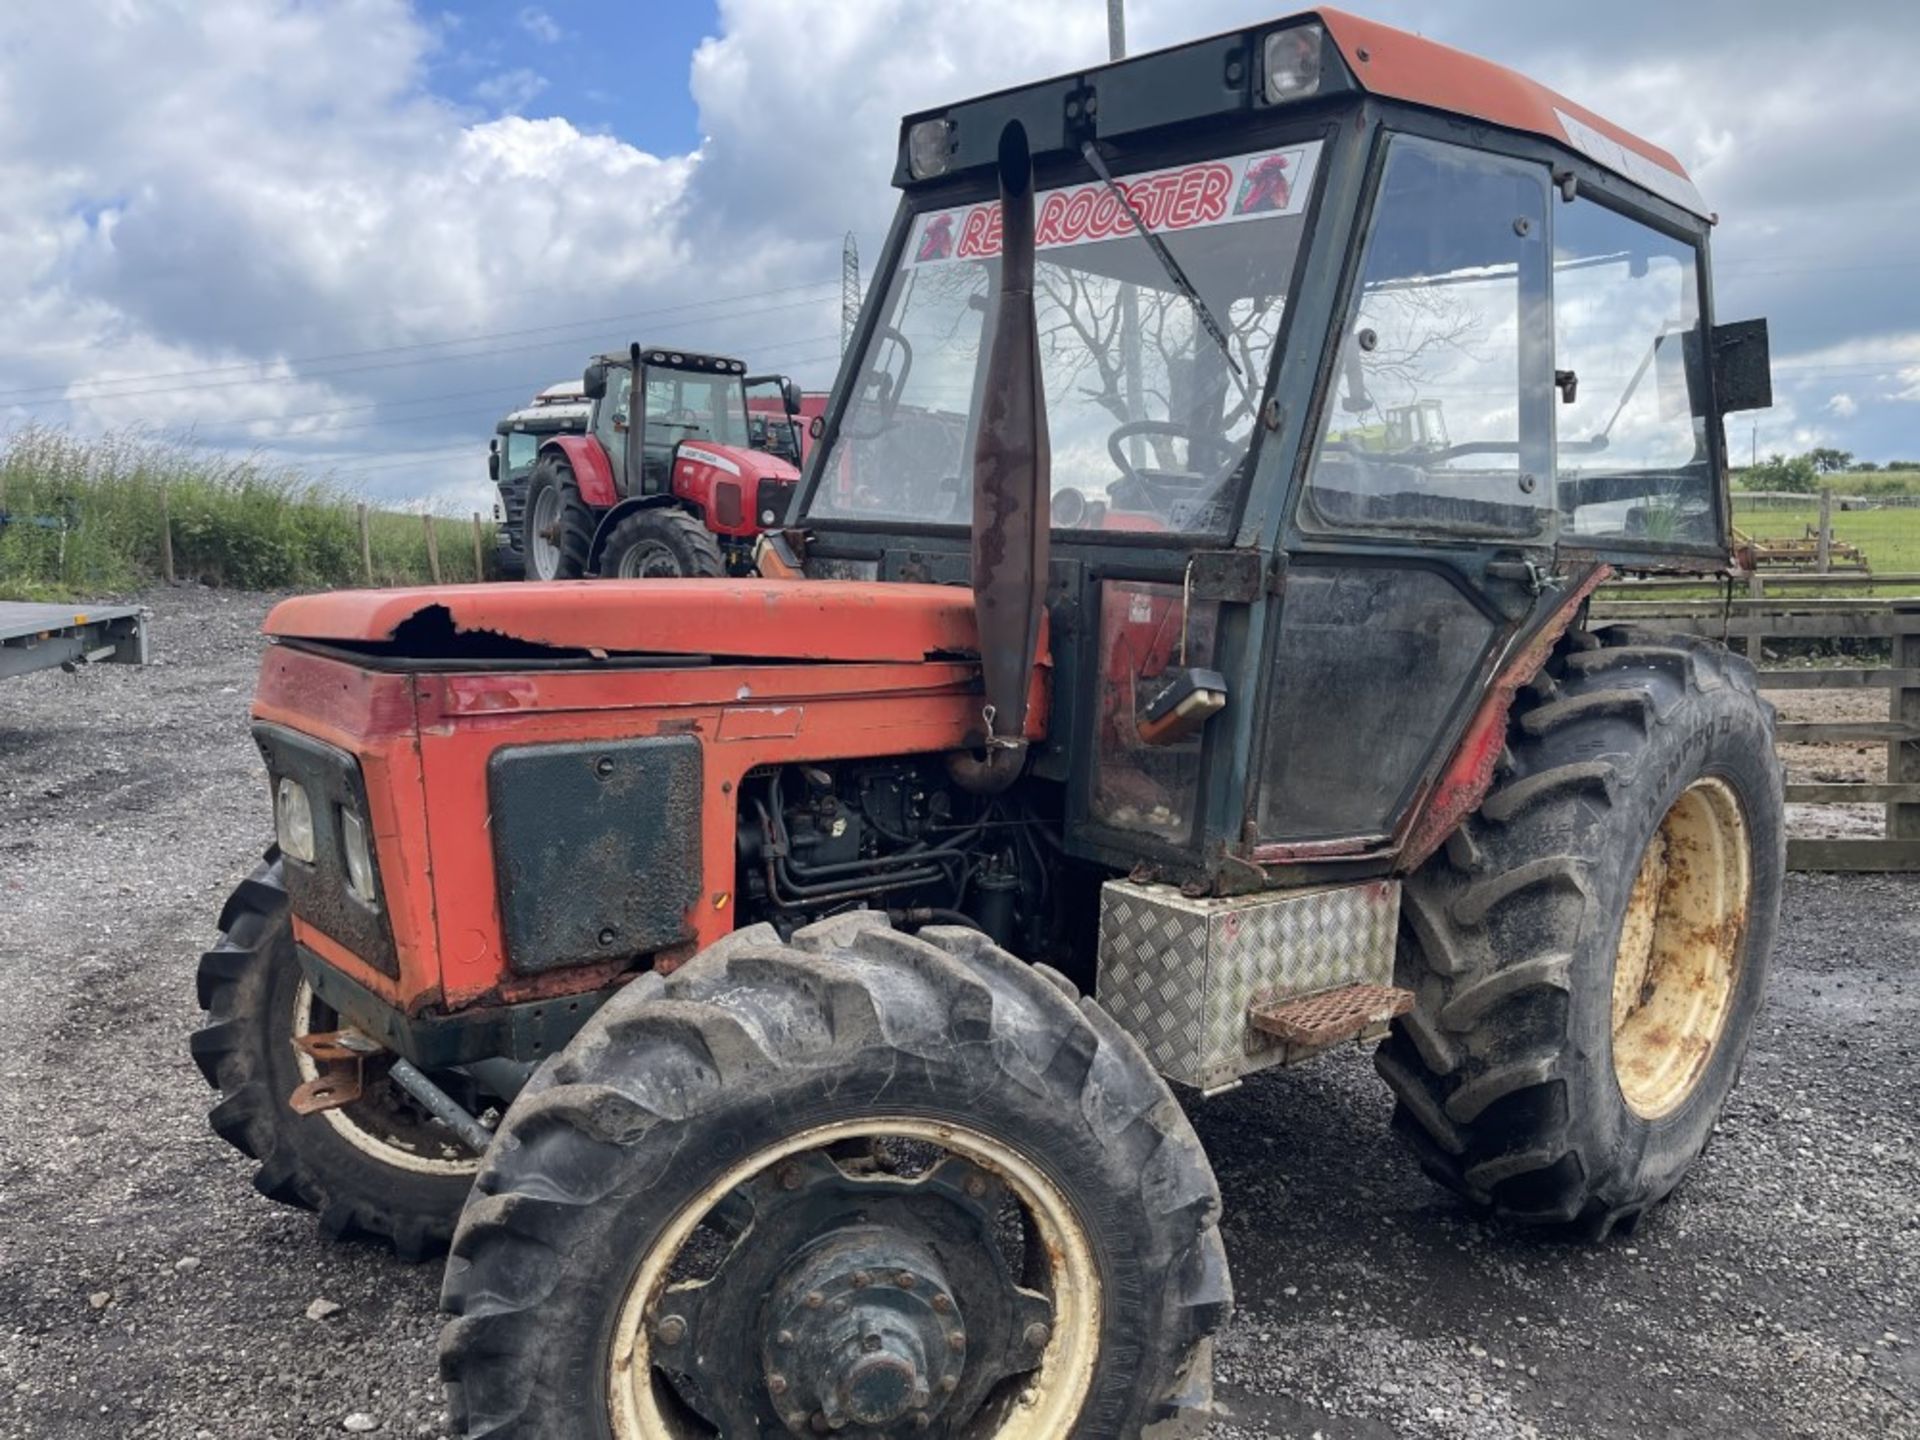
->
[1106,420,1241,516]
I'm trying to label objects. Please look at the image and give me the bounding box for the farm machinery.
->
[488,380,591,579]
[194,10,1781,1437]
[518,348,809,579]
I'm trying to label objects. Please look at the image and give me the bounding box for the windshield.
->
[809,141,1322,535]
[503,431,541,478]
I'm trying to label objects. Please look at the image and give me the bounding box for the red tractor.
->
[196,12,1780,1437]
[522,346,808,579]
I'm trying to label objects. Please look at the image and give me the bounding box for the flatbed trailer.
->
[0,602,147,682]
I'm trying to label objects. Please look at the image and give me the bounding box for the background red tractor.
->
[523,346,809,579]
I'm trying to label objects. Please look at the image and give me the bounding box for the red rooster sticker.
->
[916,213,955,262]
[1234,154,1293,215]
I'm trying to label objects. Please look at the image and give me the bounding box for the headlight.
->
[339,808,377,906]
[907,118,953,180]
[760,508,778,525]
[275,777,316,863]
[1263,23,1325,103]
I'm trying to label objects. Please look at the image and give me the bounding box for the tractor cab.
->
[582,347,758,497]
[794,6,1774,880]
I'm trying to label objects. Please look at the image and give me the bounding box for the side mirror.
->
[487,450,500,482]
[783,378,804,415]
[582,361,609,400]
[1713,319,1771,414]
[808,414,826,440]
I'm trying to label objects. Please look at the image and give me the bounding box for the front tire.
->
[191,856,482,1260]
[596,505,725,579]
[440,912,1229,1438]
[1377,626,1784,1237]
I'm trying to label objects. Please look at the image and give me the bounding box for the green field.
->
[1731,502,1920,575]
[0,426,494,602]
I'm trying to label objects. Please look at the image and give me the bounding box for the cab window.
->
[1553,198,1712,546]
[1302,136,1553,540]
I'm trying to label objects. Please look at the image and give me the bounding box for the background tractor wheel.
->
[190,856,483,1260]
[1377,626,1784,1238]
[440,912,1229,1440]
[597,506,725,578]
[523,455,596,580]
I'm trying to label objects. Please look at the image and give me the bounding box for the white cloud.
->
[473,67,549,114]
[517,6,562,44]
[1826,393,1858,418]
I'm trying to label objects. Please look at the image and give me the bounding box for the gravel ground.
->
[0,586,1914,1440]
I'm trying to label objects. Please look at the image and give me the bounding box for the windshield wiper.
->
[1079,140,1251,407]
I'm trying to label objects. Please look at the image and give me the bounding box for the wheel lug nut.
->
[963,1174,988,1198]
[654,1314,687,1346]
[805,1291,825,1309]
[1023,1321,1051,1349]
[777,1329,795,1346]
[947,1332,966,1353]
[861,1333,882,1352]
[938,1375,958,1394]
[779,1164,804,1191]
[851,1270,871,1288]
[767,1373,789,1396]
[832,1298,850,1315]
[895,1271,917,1288]
[931,1295,953,1314]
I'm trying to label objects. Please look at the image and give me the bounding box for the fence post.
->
[471,512,486,582]
[357,503,373,585]
[159,486,176,584]
[1745,571,1764,663]
[1816,486,1832,574]
[423,513,442,584]
[1892,601,1920,844]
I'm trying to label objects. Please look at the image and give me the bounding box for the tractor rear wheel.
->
[191,856,483,1260]
[525,454,596,580]
[1377,626,1784,1238]
[440,912,1229,1439]
[597,505,726,578]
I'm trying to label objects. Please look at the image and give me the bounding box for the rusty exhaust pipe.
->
[950,120,1049,795]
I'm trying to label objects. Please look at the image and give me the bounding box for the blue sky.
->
[426,2,718,152]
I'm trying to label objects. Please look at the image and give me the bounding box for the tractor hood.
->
[262,579,993,664]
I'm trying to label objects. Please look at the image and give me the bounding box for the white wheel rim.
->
[607,1116,1102,1439]
[528,485,562,579]
[291,980,481,1177]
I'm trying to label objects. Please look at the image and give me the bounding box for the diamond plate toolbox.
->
[1095,878,1401,1091]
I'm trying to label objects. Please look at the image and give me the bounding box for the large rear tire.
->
[597,505,725,579]
[440,912,1229,1438]
[1377,626,1784,1237]
[524,454,596,580]
[191,856,482,1260]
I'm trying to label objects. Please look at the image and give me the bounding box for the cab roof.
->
[897,7,1705,219]
[594,346,749,375]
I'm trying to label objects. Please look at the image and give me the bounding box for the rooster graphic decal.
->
[1234,154,1293,215]
[916,213,956,262]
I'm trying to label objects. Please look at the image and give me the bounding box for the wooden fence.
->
[1587,593,1920,873]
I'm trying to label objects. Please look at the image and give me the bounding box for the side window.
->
[1553,199,1712,545]
[1302,136,1553,540]
[596,368,632,483]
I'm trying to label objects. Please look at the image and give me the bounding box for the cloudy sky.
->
[1,0,1915,511]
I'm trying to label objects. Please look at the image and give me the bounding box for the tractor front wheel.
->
[597,505,726,578]
[191,856,484,1260]
[440,912,1229,1439]
[524,455,596,580]
[1378,626,1784,1238]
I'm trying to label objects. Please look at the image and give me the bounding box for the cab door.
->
[1258,133,1556,848]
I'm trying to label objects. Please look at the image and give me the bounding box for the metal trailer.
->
[0,601,148,682]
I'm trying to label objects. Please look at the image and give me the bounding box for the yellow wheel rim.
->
[607,1116,1102,1438]
[1611,777,1752,1120]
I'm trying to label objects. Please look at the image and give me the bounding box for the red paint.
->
[543,433,618,507]
[670,441,798,538]
[263,578,993,663]
[1315,9,1701,213]
[1396,566,1612,871]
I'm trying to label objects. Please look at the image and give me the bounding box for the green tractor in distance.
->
[195,10,1781,1437]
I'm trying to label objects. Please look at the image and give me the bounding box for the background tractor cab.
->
[521,346,804,579]
[486,380,589,578]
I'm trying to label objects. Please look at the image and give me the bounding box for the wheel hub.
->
[765,1226,964,1431]
[646,1149,1056,1437]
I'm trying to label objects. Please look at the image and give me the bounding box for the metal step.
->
[1247,983,1414,1048]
